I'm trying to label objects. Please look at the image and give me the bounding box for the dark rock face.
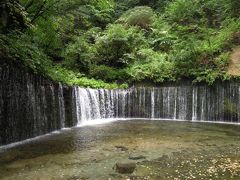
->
[0,63,77,145]
[115,162,136,174]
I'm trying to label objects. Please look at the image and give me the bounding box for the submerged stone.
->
[128,154,146,160]
[115,145,128,151]
[115,162,136,174]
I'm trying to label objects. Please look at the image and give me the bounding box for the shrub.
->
[128,49,176,82]
[148,17,177,52]
[89,65,129,82]
[94,24,148,67]
[214,52,230,69]
[117,6,156,29]
[64,35,97,74]
[49,65,128,89]
[165,0,201,25]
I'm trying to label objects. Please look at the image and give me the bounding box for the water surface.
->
[0,120,240,179]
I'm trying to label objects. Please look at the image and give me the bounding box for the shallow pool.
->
[0,120,240,179]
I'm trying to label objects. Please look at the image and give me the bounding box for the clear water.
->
[0,120,240,179]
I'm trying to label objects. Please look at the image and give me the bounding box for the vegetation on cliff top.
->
[0,0,240,88]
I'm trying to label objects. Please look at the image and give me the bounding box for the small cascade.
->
[192,87,197,121]
[151,88,155,119]
[58,83,66,128]
[74,87,115,124]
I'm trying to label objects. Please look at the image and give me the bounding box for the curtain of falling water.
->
[74,84,240,125]
[1,63,240,146]
[0,65,77,145]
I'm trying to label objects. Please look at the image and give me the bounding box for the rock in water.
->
[115,145,128,151]
[115,162,136,174]
[128,154,146,160]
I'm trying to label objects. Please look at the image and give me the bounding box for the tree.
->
[0,0,28,32]
[94,24,148,67]
[19,0,61,23]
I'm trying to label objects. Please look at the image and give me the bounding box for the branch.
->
[30,0,61,23]
[24,0,35,11]
[30,0,46,23]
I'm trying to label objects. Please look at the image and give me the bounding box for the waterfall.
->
[74,84,240,125]
[151,88,155,119]
[0,65,76,145]
[1,63,240,146]
[58,83,66,128]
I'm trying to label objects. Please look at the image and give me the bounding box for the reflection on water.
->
[0,120,240,179]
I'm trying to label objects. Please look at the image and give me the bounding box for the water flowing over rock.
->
[1,64,240,145]
[0,64,77,145]
[74,85,240,124]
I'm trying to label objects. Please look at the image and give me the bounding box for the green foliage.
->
[201,0,231,27]
[0,0,30,32]
[215,52,230,69]
[230,0,240,17]
[118,6,155,29]
[49,66,128,89]
[89,65,129,82]
[165,0,201,25]
[64,33,97,73]
[0,32,52,74]
[128,49,175,83]
[1,0,240,88]
[31,18,63,57]
[165,0,231,27]
[77,0,115,29]
[0,32,126,89]
[149,17,177,51]
[94,24,148,67]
